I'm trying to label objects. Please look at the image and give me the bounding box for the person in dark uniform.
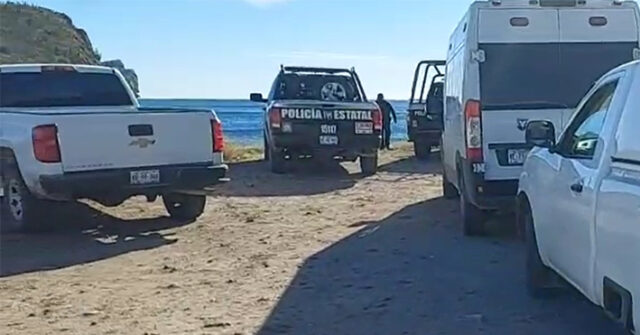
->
[376,93,397,150]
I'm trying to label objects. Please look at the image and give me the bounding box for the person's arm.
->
[388,101,397,123]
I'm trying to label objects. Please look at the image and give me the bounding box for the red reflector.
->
[467,148,483,162]
[464,100,483,163]
[372,108,383,130]
[465,100,481,118]
[269,108,282,129]
[211,119,224,152]
[32,125,61,163]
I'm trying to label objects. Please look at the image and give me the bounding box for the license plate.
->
[320,124,337,134]
[130,169,160,185]
[507,149,530,165]
[319,135,339,145]
[355,122,373,134]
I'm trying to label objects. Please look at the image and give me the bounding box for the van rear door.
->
[477,7,638,181]
[478,9,566,181]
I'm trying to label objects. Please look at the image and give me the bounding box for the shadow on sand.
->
[378,154,442,175]
[257,197,623,335]
[0,202,191,277]
[208,159,359,197]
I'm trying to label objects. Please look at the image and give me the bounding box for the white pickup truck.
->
[517,61,640,333]
[0,64,227,232]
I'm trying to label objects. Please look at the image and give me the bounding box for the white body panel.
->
[519,61,640,331]
[51,108,215,172]
[481,108,572,180]
[0,64,222,199]
[443,0,640,194]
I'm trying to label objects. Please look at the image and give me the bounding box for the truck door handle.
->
[570,182,583,193]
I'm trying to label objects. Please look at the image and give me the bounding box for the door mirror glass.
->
[250,93,265,103]
[525,120,556,148]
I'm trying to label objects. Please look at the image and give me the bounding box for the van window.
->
[0,71,133,108]
[479,42,635,110]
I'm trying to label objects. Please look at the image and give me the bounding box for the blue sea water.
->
[139,99,409,146]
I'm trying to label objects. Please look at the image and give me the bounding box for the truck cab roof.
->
[0,64,114,74]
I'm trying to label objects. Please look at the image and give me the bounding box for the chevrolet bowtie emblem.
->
[129,138,156,148]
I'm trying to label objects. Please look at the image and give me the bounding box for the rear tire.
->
[442,171,458,199]
[522,203,556,298]
[360,154,378,176]
[0,157,53,232]
[414,141,430,160]
[163,193,206,221]
[270,147,286,174]
[263,132,270,161]
[459,170,486,236]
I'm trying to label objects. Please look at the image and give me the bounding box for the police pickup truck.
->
[250,66,382,174]
[407,60,445,159]
[0,64,227,232]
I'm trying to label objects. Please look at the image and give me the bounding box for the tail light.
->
[464,100,483,163]
[269,108,282,129]
[372,108,383,131]
[32,125,61,163]
[211,119,224,152]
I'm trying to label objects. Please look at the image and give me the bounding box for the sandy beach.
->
[0,144,622,335]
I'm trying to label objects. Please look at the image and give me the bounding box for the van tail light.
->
[269,108,282,129]
[464,100,483,163]
[372,108,383,131]
[211,119,224,152]
[32,125,61,163]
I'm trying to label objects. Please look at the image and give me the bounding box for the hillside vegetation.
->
[0,2,139,94]
[0,2,100,64]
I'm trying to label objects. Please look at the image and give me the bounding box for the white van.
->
[441,0,640,235]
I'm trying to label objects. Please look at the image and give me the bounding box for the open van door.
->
[407,60,446,159]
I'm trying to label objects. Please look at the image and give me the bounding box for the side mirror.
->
[250,93,266,103]
[525,120,556,148]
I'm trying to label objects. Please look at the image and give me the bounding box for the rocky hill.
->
[0,2,139,95]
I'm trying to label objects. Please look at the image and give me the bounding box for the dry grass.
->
[223,143,263,162]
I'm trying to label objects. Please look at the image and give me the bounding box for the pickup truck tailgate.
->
[56,110,213,173]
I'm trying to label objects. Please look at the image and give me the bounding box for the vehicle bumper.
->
[408,129,442,143]
[272,134,380,158]
[460,159,517,211]
[39,163,228,199]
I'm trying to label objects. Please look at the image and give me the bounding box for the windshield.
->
[480,42,636,110]
[272,73,362,102]
[0,71,133,108]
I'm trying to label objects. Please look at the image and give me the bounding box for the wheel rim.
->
[7,179,24,221]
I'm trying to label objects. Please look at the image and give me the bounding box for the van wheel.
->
[163,193,206,221]
[0,158,52,232]
[414,141,430,160]
[459,172,486,236]
[522,203,556,298]
[442,171,458,199]
[360,154,378,176]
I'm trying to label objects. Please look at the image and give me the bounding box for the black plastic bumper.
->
[459,159,517,211]
[271,133,380,158]
[408,129,442,143]
[40,163,228,198]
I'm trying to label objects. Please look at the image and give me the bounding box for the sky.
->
[26,0,473,99]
